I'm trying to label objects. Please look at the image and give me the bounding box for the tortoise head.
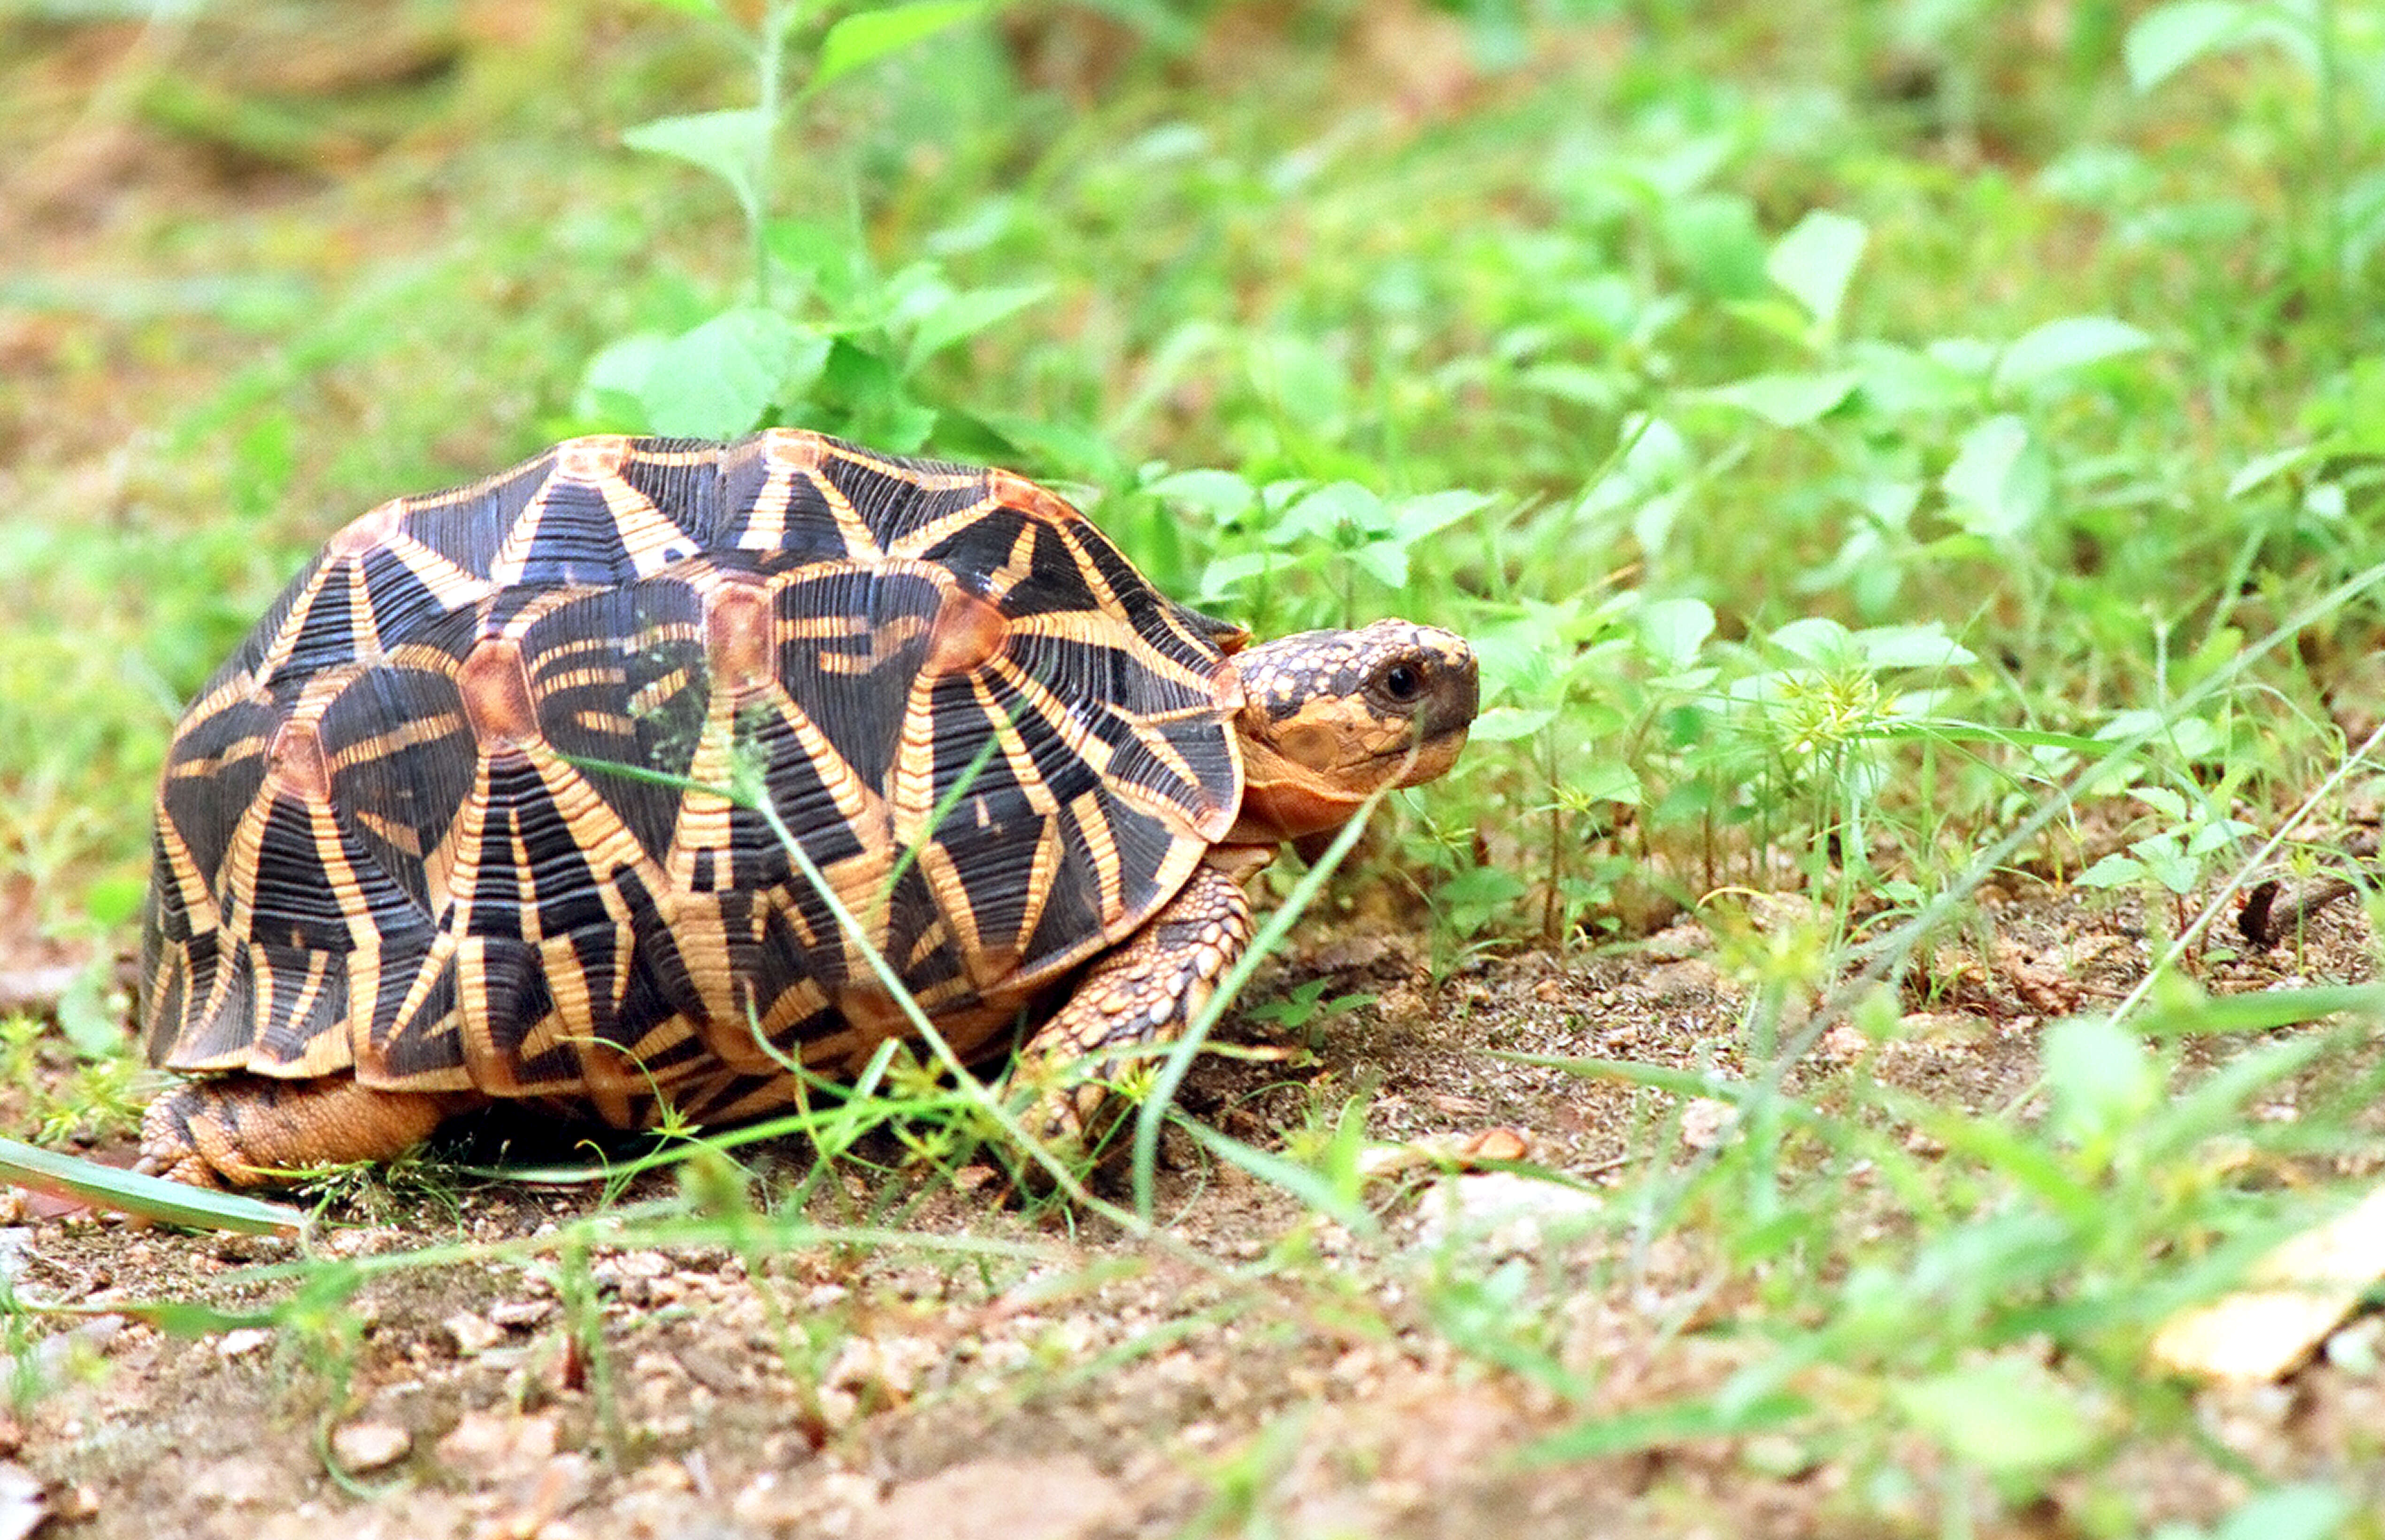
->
[1224,618,1479,845]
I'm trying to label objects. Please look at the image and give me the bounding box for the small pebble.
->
[330,1422,412,1474]
[216,1328,272,1360]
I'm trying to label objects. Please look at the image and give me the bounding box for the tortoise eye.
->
[1379,662,1423,703]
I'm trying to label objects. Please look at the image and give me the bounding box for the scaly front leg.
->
[1010,850,1263,1146]
[139,1075,471,1188]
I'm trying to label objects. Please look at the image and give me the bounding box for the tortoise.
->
[137,430,1477,1186]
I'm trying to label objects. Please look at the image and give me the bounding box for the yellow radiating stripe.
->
[571,709,639,737]
[359,929,471,1090]
[664,890,740,1030]
[736,430,830,553]
[882,489,1003,562]
[162,732,271,787]
[1005,609,1222,695]
[541,662,631,697]
[150,808,221,941]
[542,923,625,1028]
[326,704,468,771]
[592,458,704,579]
[179,663,275,724]
[1049,517,1127,623]
[341,558,381,665]
[797,466,884,562]
[423,752,495,937]
[1069,789,1127,924]
[508,811,537,937]
[484,462,562,590]
[1009,816,1064,964]
[206,782,275,959]
[987,654,1115,783]
[756,973,831,1042]
[886,669,942,852]
[628,661,698,719]
[249,558,339,685]
[969,674,1060,817]
[351,808,424,860]
[915,839,987,983]
[982,514,1040,604]
[825,439,981,491]
[381,529,500,612]
[778,613,875,642]
[904,916,950,972]
[324,945,382,1077]
[531,625,633,675]
[525,738,673,890]
[664,701,743,890]
[1122,712,1208,798]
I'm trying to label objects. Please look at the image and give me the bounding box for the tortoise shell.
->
[141,431,1246,1128]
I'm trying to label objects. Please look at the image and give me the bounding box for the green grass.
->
[8,0,2385,1532]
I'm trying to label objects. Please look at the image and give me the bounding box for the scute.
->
[142,431,1246,1126]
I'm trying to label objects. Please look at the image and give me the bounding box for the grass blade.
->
[0,1138,308,1238]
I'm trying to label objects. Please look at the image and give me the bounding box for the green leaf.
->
[1994,315,2152,393]
[903,281,1049,367]
[1270,481,1385,546]
[1528,1391,1808,1462]
[2131,832,2199,894]
[620,108,769,217]
[1146,468,1258,525]
[2124,1,2255,92]
[2131,785,2188,819]
[2043,1015,2161,1147]
[1636,597,1715,670]
[576,331,669,424]
[1194,550,1277,605]
[2185,818,2258,857]
[1844,624,1977,670]
[2074,853,2147,890]
[55,968,123,1057]
[1700,369,1860,426]
[1569,760,1641,804]
[2215,1485,2357,1540]
[1764,210,1867,330]
[2227,443,2309,499]
[84,873,146,928]
[816,0,991,91]
[1468,705,1556,743]
[1895,1357,2096,1478]
[1346,539,1406,589]
[1766,616,1851,663]
[1390,489,1492,542]
[1661,192,1769,300]
[640,308,829,438]
[1941,414,2049,538]
[0,1137,307,1237]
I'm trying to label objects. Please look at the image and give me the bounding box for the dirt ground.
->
[7,880,2383,1540]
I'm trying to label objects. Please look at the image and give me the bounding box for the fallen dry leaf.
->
[2149,1183,2385,1384]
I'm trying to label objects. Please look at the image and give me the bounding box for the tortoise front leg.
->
[1011,850,1262,1145]
[139,1074,471,1188]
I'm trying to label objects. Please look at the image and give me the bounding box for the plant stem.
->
[2313,0,2344,331]
[751,0,793,308]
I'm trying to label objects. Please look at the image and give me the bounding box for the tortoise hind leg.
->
[1010,851,1260,1144]
[140,1074,473,1188]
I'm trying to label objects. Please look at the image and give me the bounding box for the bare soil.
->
[10,883,2385,1540]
